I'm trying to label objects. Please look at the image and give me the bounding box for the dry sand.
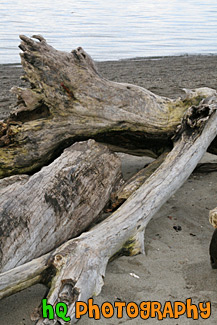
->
[0,55,217,324]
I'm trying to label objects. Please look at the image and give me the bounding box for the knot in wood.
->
[173,101,217,142]
[53,254,65,268]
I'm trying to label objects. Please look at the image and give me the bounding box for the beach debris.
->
[0,35,217,324]
[1,36,217,178]
[173,226,182,232]
[0,140,122,272]
[129,273,140,279]
[1,99,217,323]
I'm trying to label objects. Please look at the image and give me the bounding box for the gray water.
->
[1,0,217,63]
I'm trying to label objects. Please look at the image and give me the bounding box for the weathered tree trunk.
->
[1,101,217,324]
[1,35,217,178]
[0,139,122,273]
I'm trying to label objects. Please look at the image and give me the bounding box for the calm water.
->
[1,0,217,63]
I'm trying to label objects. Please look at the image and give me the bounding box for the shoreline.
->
[1,51,217,64]
[1,54,217,120]
[1,54,217,324]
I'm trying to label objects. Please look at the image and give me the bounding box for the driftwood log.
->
[108,151,169,211]
[109,155,217,211]
[1,35,217,324]
[0,139,122,272]
[1,35,217,178]
[1,98,217,324]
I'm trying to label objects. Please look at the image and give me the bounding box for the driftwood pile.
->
[1,35,217,324]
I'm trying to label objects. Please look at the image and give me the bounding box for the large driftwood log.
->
[1,100,217,324]
[0,139,122,273]
[1,35,217,178]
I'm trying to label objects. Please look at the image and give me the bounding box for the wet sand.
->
[0,55,217,324]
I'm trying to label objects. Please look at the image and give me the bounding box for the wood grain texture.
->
[0,139,122,272]
[1,99,217,324]
[1,35,217,178]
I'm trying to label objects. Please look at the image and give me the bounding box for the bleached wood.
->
[0,139,122,272]
[0,254,49,300]
[1,35,217,178]
[1,100,217,324]
[109,151,168,211]
[35,101,217,324]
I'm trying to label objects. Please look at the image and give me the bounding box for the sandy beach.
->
[0,55,217,324]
